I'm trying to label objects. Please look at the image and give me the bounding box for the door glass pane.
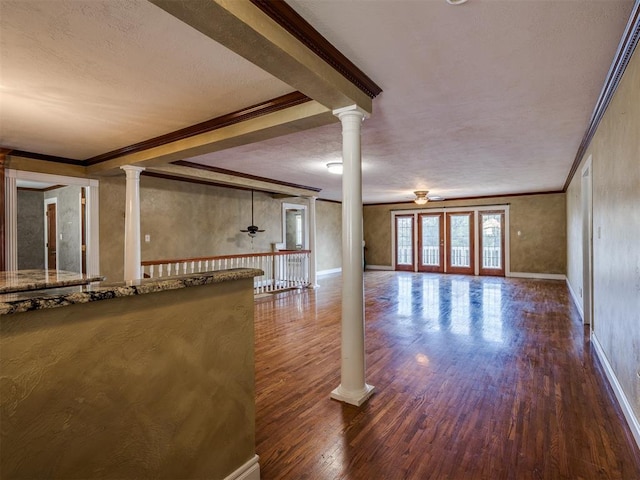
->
[482,213,502,269]
[396,217,413,265]
[421,216,440,266]
[449,215,471,267]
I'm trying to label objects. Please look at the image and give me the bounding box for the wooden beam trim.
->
[363,190,565,207]
[173,160,322,192]
[85,92,312,166]
[4,150,81,166]
[563,4,640,191]
[250,0,382,99]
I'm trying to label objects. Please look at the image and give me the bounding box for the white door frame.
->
[581,156,594,327]
[5,169,100,275]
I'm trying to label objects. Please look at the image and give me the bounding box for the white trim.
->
[592,333,640,450]
[318,267,342,276]
[366,265,393,271]
[508,272,566,280]
[7,169,99,275]
[566,278,584,320]
[282,202,308,249]
[223,455,260,480]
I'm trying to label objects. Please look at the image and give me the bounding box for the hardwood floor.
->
[254,271,640,479]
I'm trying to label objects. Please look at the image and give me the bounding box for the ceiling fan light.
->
[414,190,429,205]
[326,162,343,174]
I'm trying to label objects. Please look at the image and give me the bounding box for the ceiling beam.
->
[145,163,320,198]
[148,0,373,113]
[86,99,333,175]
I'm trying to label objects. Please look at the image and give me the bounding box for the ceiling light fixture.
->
[446,0,468,4]
[414,191,429,205]
[326,162,343,175]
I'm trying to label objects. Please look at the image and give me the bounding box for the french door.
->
[479,211,505,276]
[446,212,474,275]
[418,213,444,272]
[394,209,506,276]
[395,215,414,271]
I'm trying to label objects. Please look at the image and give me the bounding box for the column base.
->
[330,384,375,406]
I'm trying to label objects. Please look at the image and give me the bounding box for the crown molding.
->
[250,0,382,99]
[564,2,640,191]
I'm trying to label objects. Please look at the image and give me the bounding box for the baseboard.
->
[565,278,584,320]
[508,272,566,281]
[592,334,640,450]
[366,265,393,271]
[318,267,341,276]
[223,455,260,480]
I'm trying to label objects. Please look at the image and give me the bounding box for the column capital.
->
[333,104,370,121]
[120,165,145,176]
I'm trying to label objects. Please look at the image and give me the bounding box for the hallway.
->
[254,272,640,479]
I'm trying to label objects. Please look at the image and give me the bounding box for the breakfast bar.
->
[0,268,262,480]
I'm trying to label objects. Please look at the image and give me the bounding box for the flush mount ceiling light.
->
[326,162,343,175]
[414,191,429,205]
[446,0,469,4]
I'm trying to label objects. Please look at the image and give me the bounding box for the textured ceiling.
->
[187,0,633,202]
[0,0,294,160]
[0,0,634,203]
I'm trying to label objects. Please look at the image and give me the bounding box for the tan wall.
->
[317,200,342,272]
[363,193,566,274]
[0,278,256,479]
[566,45,640,422]
[99,175,342,282]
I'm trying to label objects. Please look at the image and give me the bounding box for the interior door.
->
[479,211,505,276]
[446,212,474,275]
[418,213,444,272]
[46,202,57,270]
[395,214,414,271]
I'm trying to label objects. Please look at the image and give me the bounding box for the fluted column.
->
[121,165,144,282]
[330,105,374,406]
[308,195,319,288]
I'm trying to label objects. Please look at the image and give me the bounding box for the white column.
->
[121,165,144,282]
[5,171,18,271]
[330,105,374,406]
[308,195,319,288]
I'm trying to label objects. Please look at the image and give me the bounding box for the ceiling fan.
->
[240,190,265,237]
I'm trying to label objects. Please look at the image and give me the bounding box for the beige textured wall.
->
[363,193,566,274]
[567,46,640,421]
[99,175,342,282]
[317,200,342,272]
[0,278,256,479]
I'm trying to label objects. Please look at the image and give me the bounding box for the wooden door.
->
[446,212,474,275]
[479,211,505,276]
[81,188,87,274]
[395,214,414,271]
[418,213,444,272]
[46,202,57,270]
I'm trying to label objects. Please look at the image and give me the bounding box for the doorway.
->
[446,212,474,275]
[392,206,509,276]
[418,213,444,273]
[44,199,57,270]
[395,214,415,271]
[479,211,505,276]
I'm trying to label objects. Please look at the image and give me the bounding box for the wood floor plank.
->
[254,272,640,479]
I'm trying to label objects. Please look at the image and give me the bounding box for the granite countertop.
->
[0,268,263,316]
[0,269,106,294]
